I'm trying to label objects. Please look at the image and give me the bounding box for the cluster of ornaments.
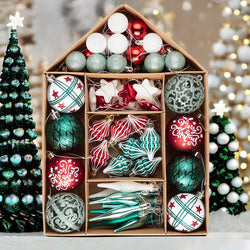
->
[89,78,161,111]
[88,181,162,232]
[64,12,187,73]
[89,115,161,177]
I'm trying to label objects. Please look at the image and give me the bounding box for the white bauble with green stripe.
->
[167,193,205,232]
[47,74,85,113]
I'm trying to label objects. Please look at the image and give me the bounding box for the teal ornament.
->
[13,128,24,137]
[45,193,85,233]
[167,154,204,192]
[165,51,186,71]
[131,156,162,177]
[86,53,106,73]
[65,51,86,72]
[17,169,28,178]
[164,74,205,114]
[119,138,147,160]
[0,129,10,140]
[144,53,164,73]
[22,194,34,205]
[46,114,84,152]
[10,154,22,166]
[107,54,127,73]
[103,155,132,177]
[4,194,20,213]
[2,170,15,180]
[140,122,161,161]
[26,129,37,139]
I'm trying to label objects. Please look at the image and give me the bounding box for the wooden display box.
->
[42,4,209,236]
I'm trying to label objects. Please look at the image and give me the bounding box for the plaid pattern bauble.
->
[167,193,205,232]
[47,75,85,113]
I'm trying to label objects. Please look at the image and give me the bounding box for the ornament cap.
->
[46,151,55,160]
[51,109,60,120]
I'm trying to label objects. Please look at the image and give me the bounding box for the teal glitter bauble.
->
[46,114,84,152]
[65,51,86,72]
[4,194,20,213]
[164,74,205,114]
[86,53,106,73]
[165,51,186,71]
[107,55,127,73]
[167,154,204,192]
[144,53,164,73]
[45,193,85,233]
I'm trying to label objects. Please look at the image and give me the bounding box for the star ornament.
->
[7,11,24,30]
[133,79,161,104]
[211,100,231,117]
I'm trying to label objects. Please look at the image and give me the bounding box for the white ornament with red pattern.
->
[47,75,85,113]
[167,193,205,232]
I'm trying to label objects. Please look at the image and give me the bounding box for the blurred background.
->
[0,0,249,208]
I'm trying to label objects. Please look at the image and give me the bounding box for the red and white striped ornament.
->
[127,114,148,135]
[89,115,114,142]
[90,140,110,176]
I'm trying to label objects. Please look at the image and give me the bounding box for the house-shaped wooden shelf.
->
[42,4,209,237]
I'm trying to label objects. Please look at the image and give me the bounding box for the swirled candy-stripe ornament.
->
[119,138,147,160]
[45,193,85,233]
[103,155,132,177]
[166,115,204,152]
[46,156,84,191]
[47,75,85,113]
[164,74,205,114]
[167,193,205,232]
[140,122,160,161]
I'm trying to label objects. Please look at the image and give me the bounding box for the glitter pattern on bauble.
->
[164,74,205,114]
[144,53,164,73]
[65,51,86,72]
[45,193,85,233]
[165,51,186,71]
[107,55,127,73]
[86,53,106,73]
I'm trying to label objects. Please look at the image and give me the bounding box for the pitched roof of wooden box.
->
[46,4,206,72]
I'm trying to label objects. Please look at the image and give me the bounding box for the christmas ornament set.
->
[88,181,163,233]
[63,12,188,74]
[88,78,162,111]
[43,5,209,236]
[88,115,162,178]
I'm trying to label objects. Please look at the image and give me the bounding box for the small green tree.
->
[0,12,42,232]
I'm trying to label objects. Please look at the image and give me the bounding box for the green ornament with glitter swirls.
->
[46,114,84,152]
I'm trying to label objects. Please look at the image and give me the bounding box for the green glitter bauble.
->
[167,154,204,192]
[46,114,84,152]
[107,54,127,73]
[86,53,106,73]
[164,74,205,114]
[144,53,164,73]
[65,51,86,72]
[165,51,186,71]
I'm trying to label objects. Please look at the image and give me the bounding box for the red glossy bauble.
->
[46,156,84,191]
[127,20,147,40]
[126,46,145,65]
[166,115,204,152]
[83,49,93,58]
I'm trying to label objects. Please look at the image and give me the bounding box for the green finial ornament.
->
[140,122,160,161]
[131,156,162,177]
[119,138,147,160]
[103,155,132,177]
[164,74,205,114]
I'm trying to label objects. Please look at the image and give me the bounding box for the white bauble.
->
[242,75,250,88]
[86,33,107,53]
[107,34,128,54]
[222,7,232,18]
[237,126,248,139]
[235,90,245,103]
[107,13,128,33]
[209,162,214,173]
[228,141,239,152]
[226,158,239,170]
[208,74,221,89]
[240,105,250,120]
[209,123,220,134]
[224,122,236,134]
[234,63,244,76]
[217,133,230,145]
[143,33,163,53]
[209,142,218,154]
[245,95,250,105]
[220,27,235,41]
[228,0,241,9]
[212,42,227,57]
[219,207,228,213]
[239,193,249,203]
[227,192,239,203]
[237,45,250,63]
[217,183,230,195]
[227,44,235,53]
[231,177,243,188]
